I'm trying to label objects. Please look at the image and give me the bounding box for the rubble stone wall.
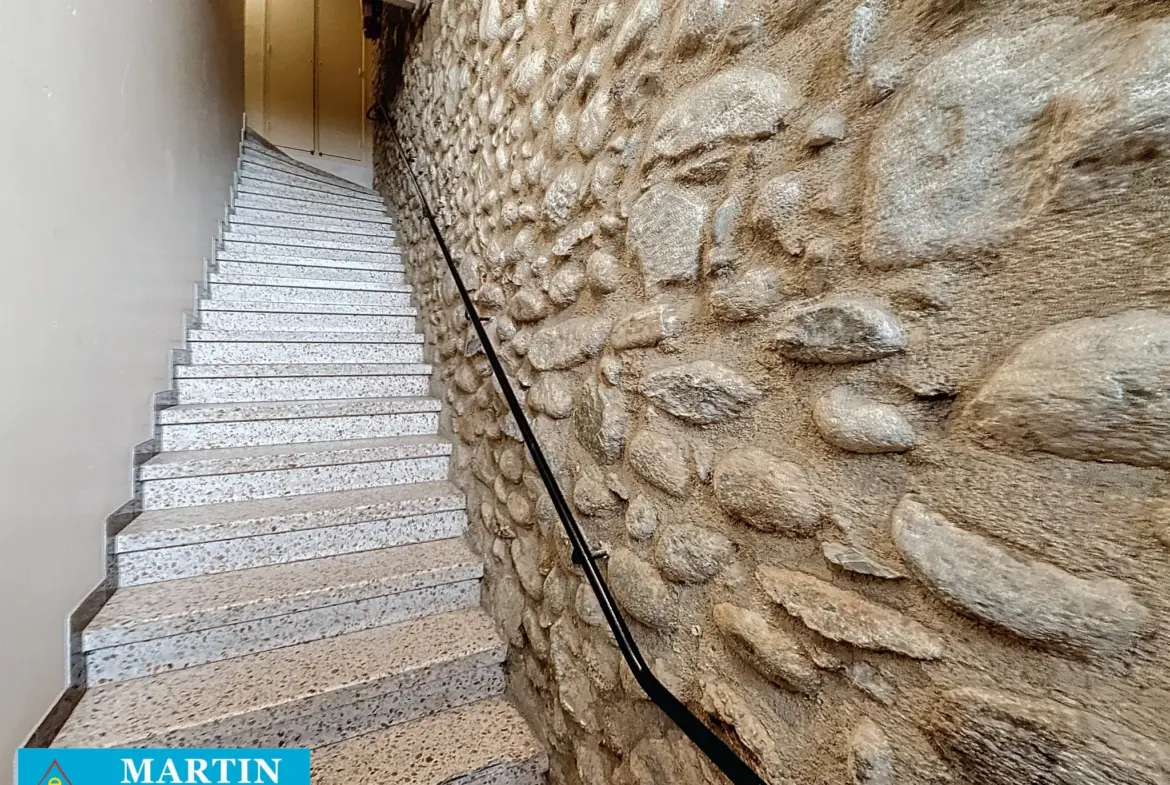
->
[374,0,1170,782]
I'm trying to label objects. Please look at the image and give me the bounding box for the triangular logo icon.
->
[35,760,72,785]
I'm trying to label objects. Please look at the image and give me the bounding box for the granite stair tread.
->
[197,300,415,316]
[187,329,423,344]
[232,192,391,222]
[138,435,454,480]
[234,180,389,212]
[232,208,396,236]
[157,397,442,424]
[214,260,405,284]
[312,699,548,784]
[86,540,483,651]
[219,239,402,264]
[239,153,378,195]
[239,164,383,202]
[216,250,405,272]
[117,481,466,552]
[54,608,505,748]
[173,362,433,379]
[207,272,408,293]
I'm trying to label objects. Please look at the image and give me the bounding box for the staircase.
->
[50,132,548,783]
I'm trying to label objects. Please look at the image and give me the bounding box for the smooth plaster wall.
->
[377,0,1170,783]
[0,0,244,775]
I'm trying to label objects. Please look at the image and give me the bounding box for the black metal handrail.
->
[382,119,768,785]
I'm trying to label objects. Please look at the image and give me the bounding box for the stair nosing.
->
[117,481,467,552]
[86,540,483,650]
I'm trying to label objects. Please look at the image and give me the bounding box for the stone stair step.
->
[216,248,403,273]
[232,207,394,238]
[223,226,396,253]
[173,361,432,378]
[138,435,453,511]
[198,308,417,334]
[215,260,404,287]
[312,699,548,785]
[197,299,415,316]
[86,540,483,683]
[174,364,432,403]
[220,239,401,265]
[207,281,414,308]
[239,161,382,202]
[208,271,406,293]
[155,396,441,450]
[118,480,466,583]
[187,331,425,365]
[236,178,386,211]
[240,148,376,194]
[233,191,390,222]
[54,609,505,748]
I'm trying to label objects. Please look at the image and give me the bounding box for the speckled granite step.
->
[187,331,425,365]
[208,280,414,308]
[198,300,414,316]
[156,396,440,450]
[174,364,433,403]
[235,179,386,211]
[224,225,396,253]
[86,540,483,683]
[54,609,506,748]
[137,435,453,511]
[232,208,394,238]
[117,480,466,584]
[233,191,389,222]
[215,260,405,286]
[199,308,417,333]
[215,250,403,274]
[209,271,406,293]
[219,239,401,265]
[240,151,375,194]
[311,699,548,785]
[240,162,382,202]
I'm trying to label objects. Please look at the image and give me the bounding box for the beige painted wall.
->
[0,0,244,774]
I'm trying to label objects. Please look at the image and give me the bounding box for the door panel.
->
[264,0,316,152]
[315,0,365,161]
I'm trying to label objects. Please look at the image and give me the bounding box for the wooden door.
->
[262,0,316,152]
[315,0,366,161]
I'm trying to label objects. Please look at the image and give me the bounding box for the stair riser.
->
[220,240,401,265]
[225,227,396,253]
[211,274,406,293]
[232,209,394,238]
[158,413,439,450]
[207,283,413,307]
[240,163,382,202]
[236,180,385,211]
[87,580,481,684]
[117,509,467,585]
[226,218,395,244]
[86,654,504,748]
[175,375,432,404]
[188,342,424,364]
[198,311,417,333]
[240,151,370,193]
[234,192,388,222]
[215,261,405,285]
[139,456,452,511]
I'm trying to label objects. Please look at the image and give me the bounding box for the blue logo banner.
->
[17,749,310,785]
